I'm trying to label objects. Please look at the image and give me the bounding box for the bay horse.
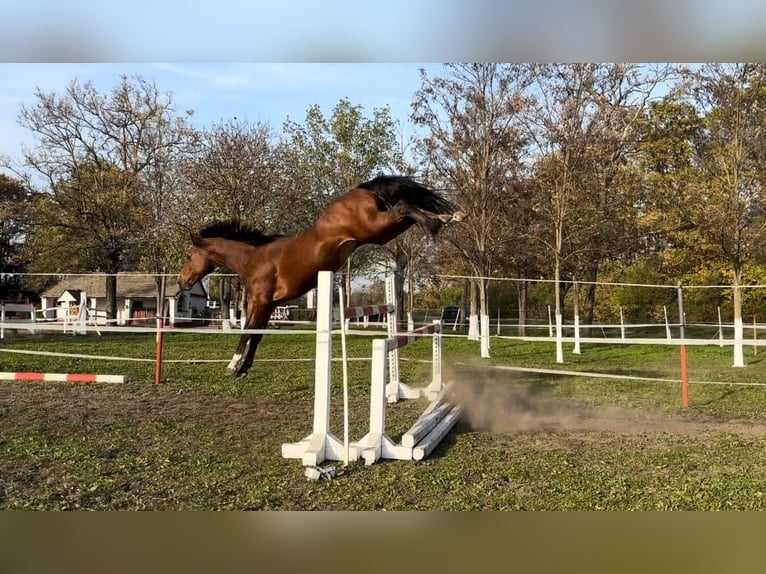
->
[176,175,465,378]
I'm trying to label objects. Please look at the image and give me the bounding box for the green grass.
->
[3,327,766,510]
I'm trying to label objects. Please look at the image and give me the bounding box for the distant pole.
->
[677,282,688,408]
[619,306,626,339]
[664,306,672,340]
[717,306,724,347]
[547,305,553,337]
[155,271,167,385]
[754,315,758,357]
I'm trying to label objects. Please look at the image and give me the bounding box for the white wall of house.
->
[40,283,207,327]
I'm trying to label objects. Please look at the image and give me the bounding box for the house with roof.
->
[40,273,207,327]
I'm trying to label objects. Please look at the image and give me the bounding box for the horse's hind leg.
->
[391,201,452,236]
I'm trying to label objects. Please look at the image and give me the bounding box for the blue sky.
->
[4,1,766,63]
[0,63,440,172]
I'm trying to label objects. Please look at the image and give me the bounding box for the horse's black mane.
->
[358,175,457,215]
[194,220,282,246]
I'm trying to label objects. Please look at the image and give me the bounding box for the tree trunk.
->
[460,279,469,334]
[572,281,582,354]
[554,257,564,364]
[584,262,599,335]
[105,274,117,322]
[517,279,527,337]
[221,276,231,311]
[478,277,491,358]
[733,267,745,367]
[468,279,480,341]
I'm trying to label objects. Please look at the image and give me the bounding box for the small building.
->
[40,273,207,327]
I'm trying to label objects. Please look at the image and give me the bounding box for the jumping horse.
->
[177,175,465,378]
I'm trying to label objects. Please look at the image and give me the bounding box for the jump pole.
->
[281,271,351,466]
[337,283,351,467]
[282,271,396,466]
[0,372,127,383]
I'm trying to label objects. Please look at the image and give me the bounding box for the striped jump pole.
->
[0,372,127,384]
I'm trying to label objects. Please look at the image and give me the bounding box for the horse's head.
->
[177,239,215,291]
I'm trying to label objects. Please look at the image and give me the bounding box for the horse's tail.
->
[358,175,459,216]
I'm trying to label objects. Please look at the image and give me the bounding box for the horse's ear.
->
[190,233,203,247]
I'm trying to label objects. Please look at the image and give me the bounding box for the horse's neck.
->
[208,239,254,274]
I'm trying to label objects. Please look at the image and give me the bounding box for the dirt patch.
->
[4,369,766,442]
[0,384,285,428]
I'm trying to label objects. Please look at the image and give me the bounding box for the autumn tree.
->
[179,118,295,311]
[25,163,146,308]
[675,63,766,367]
[0,174,34,298]
[527,63,670,362]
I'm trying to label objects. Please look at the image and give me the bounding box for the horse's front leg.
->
[226,300,275,378]
[226,333,252,377]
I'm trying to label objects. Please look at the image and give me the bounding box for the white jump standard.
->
[356,321,461,465]
[281,270,461,467]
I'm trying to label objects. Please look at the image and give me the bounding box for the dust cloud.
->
[443,365,766,438]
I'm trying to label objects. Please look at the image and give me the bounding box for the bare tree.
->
[412,63,536,357]
[181,119,285,229]
[17,74,195,319]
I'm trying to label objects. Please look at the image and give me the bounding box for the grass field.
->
[3,325,766,510]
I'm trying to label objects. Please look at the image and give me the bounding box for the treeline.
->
[3,64,766,352]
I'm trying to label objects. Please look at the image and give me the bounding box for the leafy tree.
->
[0,174,34,298]
[675,63,766,366]
[24,162,146,312]
[281,98,403,303]
[526,63,671,361]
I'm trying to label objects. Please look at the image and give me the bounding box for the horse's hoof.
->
[451,211,466,223]
[226,367,239,377]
